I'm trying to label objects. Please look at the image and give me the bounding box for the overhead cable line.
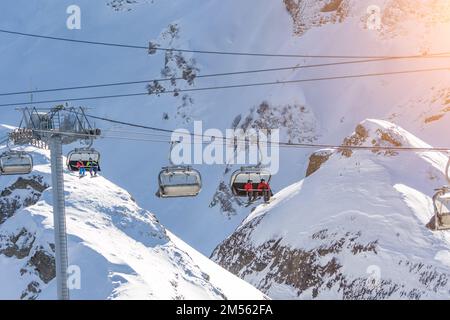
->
[102,133,450,153]
[1,56,450,97]
[1,28,450,59]
[103,129,173,139]
[29,128,450,153]
[0,66,448,107]
[55,111,450,153]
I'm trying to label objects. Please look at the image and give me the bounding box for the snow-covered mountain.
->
[213,120,450,299]
[0,0,449,256]
[0,143,266,299]
[0,0,449,300]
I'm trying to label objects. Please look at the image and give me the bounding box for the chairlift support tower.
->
[12,105,101,300]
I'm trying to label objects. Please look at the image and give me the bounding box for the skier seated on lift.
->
[257,178,271,202]
[244,179,256,202]
[76,161,86,177]
[86,158,99,177]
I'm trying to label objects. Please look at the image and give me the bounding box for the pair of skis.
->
[78,174,99,179]
[244,198,274,207]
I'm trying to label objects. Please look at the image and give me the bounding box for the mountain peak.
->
[213,120,450,299]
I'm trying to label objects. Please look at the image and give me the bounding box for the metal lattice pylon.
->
[16,105,101,145]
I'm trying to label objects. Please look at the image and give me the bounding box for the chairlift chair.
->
[157,141,202,198]
[0,151,33,175]
[230,166,272,197]
[433,187,450,230]
[66,148,101,172]
[158,166,202,198]
[430,158,450,230]
[229,135,273,197]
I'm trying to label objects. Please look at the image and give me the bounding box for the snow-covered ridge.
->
[213,120,450,299]
[0,145,266,300]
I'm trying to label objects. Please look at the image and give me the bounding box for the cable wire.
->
[16,126,450,153]
[1,56,449,97]
[60,112,450,153]
[101,134,450,153]
[1,28,450,59]
[0,66,448,107]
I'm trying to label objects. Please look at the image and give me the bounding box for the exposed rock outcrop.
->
[0,175,49,225]
[283,0,350,35]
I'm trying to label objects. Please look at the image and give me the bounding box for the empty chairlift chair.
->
[433,187,450,230]
[158,166,202,198]
[430,158,450,231]
[0,151,33,175]
[230,167,272,197]
[66,148,101,172]
[157,141,202,198]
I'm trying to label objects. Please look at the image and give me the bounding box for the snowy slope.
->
[213,120,450,299]
[0,141,266,300]
[0,0,449,257]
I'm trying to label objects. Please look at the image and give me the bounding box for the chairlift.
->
[432,187,450,230]
[66,148,101,172]
[158,166,202,198]
[230,167,272,197]
[157,141,202,198]
[229,137,272,197]
[432,158,450,230]
[0,151,33,175]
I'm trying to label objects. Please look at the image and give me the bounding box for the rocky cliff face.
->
[0,170,54,299]
[283,0,350,35]
[212,217,450,299]
[0,176,48,225]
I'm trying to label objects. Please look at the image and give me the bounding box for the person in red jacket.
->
[257,178,271,202]
[244,179,255,202]
[76,161,86,177]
